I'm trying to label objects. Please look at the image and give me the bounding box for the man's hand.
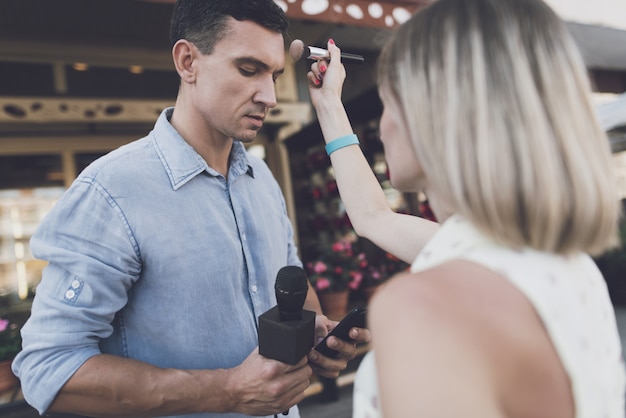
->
[307,314,372,378]
[225,348,312,416]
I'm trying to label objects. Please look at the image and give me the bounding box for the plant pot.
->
[362,284,382,305]
[318,289,350,320]
[0,359,18,394]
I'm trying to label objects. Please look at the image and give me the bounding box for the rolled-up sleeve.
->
[12,178,141,414]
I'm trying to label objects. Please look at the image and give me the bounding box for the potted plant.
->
[358,240,410,303]
[0,317,22,393]
[305,235,364,320]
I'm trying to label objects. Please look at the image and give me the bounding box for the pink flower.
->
[348,271,363,290]
[313,261,327,274]
[0,319,8,333]
[315,277,331,291]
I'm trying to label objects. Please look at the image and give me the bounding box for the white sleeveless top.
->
[353,215,625,417]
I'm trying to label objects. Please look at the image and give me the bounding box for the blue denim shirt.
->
[13,108,302,418]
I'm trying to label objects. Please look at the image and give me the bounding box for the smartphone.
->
[314,306,368,357]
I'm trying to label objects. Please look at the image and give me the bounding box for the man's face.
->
[189,18,285,143]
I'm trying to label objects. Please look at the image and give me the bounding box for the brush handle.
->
[307,46,365,63]
[340,52,365,63]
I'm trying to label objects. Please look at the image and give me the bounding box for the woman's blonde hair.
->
[378,0,620,255]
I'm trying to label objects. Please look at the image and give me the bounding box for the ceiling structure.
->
[1,0,624,75]
[0,0,423,133]
[1,0,625,74]
[0,0,427,70]
[137,0,430,29]
[0,0,625,134]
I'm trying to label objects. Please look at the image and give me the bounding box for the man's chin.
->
[235,135,256,144]
[234,129,260,143]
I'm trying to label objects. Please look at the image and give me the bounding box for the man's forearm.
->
[49,354,233,417]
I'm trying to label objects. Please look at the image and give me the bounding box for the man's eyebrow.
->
[233,56,285,76]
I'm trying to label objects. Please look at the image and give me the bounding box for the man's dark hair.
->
[169,0,289,54]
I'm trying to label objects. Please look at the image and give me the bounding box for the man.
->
[13,1,370,417]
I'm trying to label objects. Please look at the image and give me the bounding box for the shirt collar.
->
[152,107,254,190]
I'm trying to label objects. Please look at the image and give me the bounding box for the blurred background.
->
[0,0,625,416]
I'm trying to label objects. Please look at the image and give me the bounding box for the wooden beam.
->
[0,40,174,71]
[0,97,311,126]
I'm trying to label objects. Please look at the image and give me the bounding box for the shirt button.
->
[251,285,258,293]
[71,280,80,289]
[242,234,247,241]
[65,290,76,299]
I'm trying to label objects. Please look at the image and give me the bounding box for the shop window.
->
[0,188,64,305]
[0,155,64,190]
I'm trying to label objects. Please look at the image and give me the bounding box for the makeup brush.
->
[289,39,365,63]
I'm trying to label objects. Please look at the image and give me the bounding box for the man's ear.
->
[172,39,197,84]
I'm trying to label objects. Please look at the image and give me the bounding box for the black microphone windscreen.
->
[275,265,308,294]
[275,266,308,321]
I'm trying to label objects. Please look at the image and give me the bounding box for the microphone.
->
[275,266,309,321]
[289,39,365,63]
[258,266,316,365]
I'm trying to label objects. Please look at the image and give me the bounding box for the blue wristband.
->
[325,134,360,156]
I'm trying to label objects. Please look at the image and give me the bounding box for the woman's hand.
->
[306,39,347,111]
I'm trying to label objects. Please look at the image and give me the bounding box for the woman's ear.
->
[172,39,196,84]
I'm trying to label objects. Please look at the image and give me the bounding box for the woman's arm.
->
[306,40,437,263]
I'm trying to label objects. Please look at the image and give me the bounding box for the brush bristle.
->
[289,39,305,61]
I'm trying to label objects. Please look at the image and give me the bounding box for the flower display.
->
[361,250,410,288]
[0,317,22,362]
[305,235,410,295]
[305,236,364,293]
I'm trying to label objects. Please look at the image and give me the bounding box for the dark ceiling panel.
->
[65,65,179,99]
[0,62,54,95]
[0,0,173,49]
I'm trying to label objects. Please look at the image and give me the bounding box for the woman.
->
[305,0,625,416]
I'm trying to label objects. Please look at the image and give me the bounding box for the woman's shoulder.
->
[372,258,559,354]
[369,259,572,415]
[372,259,525,322]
